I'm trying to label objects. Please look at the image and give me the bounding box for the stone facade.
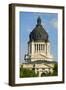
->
[27,41,53,62]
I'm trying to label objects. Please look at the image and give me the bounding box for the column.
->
[42,44,44,52]
[28,43,30,54]
[46,42,50,55]
[40,44,42,52]
[43,44,44,51]
[31,41,34,55]
[37,44,38,52]
[44,43,47,54]
[46,43,47,54]
[41,44,42,51]
[34,44,36,52]
[39,44,40,51]
[35,44,37,53]
[30,43,32,54]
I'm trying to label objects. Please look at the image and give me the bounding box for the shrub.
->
[20,67,39,78]
[52,63,58,76]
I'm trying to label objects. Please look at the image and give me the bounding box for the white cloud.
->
[27,28,31,33]
[42,22,47,28]
[50,18,58,29]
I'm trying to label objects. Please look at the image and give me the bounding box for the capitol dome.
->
[29,17,49,42]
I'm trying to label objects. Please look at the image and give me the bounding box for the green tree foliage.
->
[20,67,39,78]
[52,63,58,76]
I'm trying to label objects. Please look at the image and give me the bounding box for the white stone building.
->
[22,17,56,76]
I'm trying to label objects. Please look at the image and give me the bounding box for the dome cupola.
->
[29,17,49,42]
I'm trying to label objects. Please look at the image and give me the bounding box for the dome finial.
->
[37,16,41,25]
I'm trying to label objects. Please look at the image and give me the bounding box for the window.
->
[35,44,36,52]
[36,44,38,52]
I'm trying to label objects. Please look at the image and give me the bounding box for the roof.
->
[29,17,49,42]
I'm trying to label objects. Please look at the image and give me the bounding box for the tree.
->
[20,67,39,78]
[52,63,58,76]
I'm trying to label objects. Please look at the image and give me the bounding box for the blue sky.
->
[20,12,58,63]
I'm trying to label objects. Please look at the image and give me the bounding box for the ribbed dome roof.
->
[29,17,49,42]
